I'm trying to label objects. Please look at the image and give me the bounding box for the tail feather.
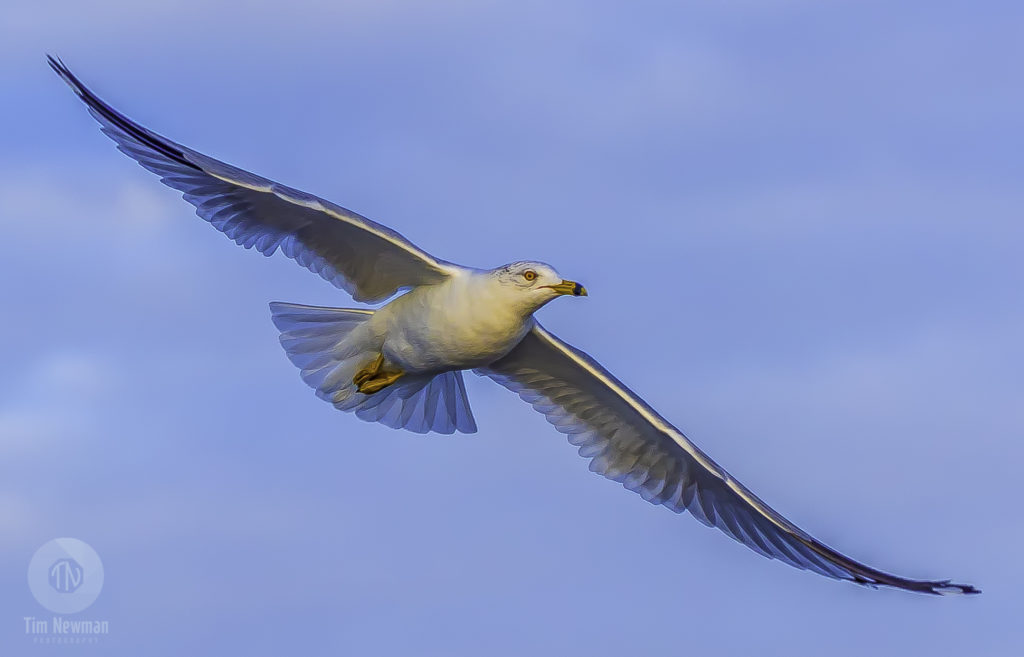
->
[270,302,477,434]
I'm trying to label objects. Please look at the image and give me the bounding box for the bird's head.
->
[492,261,587,314]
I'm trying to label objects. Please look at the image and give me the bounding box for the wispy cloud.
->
[0,351,116,457]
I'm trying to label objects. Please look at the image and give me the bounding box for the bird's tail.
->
[269,302,477,434]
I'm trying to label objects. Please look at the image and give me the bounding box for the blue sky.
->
[1,1,1021,654]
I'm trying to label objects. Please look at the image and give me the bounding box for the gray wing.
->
[49,57,457,303]
[479,324,978,595]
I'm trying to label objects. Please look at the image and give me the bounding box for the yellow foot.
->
[356,369,405,395]
[353,353,385,388]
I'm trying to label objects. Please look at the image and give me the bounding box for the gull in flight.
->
[50,56,978,595]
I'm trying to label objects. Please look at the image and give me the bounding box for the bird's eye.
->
[523,270,537,282]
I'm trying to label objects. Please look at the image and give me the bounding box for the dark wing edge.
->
[47,55,456,303]
[479,325,979,595]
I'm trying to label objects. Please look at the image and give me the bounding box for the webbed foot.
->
[356,369,405,394]
[353,354,405,394]
[353,353,384,387]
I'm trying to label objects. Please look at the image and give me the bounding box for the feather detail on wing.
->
[49,56,457,303]
[478,325,978,595]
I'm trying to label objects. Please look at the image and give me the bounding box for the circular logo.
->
[48,558,84,593]
[28,538,104,614]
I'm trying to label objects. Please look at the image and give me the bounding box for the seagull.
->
[49,56,978,595]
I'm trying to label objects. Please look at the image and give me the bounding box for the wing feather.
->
[479,325,979,595]
[50,56,457,303]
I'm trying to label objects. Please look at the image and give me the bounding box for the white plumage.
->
[50,56,978,595]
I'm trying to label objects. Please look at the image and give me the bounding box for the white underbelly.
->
[374,283,530,374]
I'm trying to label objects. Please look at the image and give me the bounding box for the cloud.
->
[0,165,218,304]
[0,490,39,538]
[0,351,116,457]
[0,167,176,239]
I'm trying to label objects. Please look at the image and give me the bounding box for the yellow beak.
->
[542,280,588,297]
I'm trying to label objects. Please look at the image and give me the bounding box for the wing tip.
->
[853,575,981,596]
[46,55,203,174]
[46,54,77,92]
[930,581,981,596]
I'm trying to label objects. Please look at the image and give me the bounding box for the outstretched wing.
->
[479,324,978,595]
[49,56,458,303]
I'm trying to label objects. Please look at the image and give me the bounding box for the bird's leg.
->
[353,353,405,394]
[356,369,405,395]
[353,353,384,387]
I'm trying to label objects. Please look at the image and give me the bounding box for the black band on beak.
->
[572,282,584,296]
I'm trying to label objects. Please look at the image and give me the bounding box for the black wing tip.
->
[46,55,202,173]
[853,576,981,596]
[46,54,78,90]
[929,581,981,596]
[47,55,71,87]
